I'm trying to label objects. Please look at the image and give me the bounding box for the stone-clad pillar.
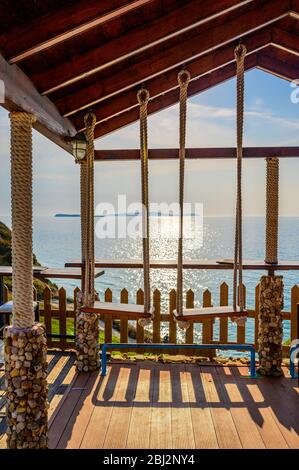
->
[4,112,48,449]
[258,277,284,376]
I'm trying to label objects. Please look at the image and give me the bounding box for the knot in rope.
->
[137,88,150,107]
[84,111,96,132]
[177,69,191,89]
[234,43,247,62]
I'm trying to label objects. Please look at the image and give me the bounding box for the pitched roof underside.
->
[0,0,298,149]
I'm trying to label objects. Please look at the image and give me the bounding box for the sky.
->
[0,68,298,218]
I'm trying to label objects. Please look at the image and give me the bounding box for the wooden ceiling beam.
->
[271,28,299,56]
[0,0,154,63]
[56,0,290,117]
[33,0,257,94]
[0,54,75,153]
[94,147,299,160]
[93,55,257,139]
[257,51,299,80]
[72,29,271,130]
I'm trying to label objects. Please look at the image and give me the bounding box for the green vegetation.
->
[0,221,58,300]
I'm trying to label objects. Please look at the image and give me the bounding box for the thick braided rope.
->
[176,70,191,315]
[137,89,151,314]
[265,157,279,264]
[10,112,36,328]
[80,161,88,288]
[233,44,246,311]
[84,112,96,306]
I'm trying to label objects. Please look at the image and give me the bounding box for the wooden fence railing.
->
[2,282,298,354]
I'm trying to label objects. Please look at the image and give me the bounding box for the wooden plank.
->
[170,364,195,449]
[80,365,123,448]
[43,286,52,348]
[219,282,229,343]
[65,258,299,270]
[152,289,161,343]
[56,370,99,448]
[94,146,299,161]
[255,372,299,449]
[168,290,177,344]
[36,0,254,94]
[120,289,129,343]
[185,290,194,344]
[150,365,172,449]
[237,284,246,343]
[49,372,91,449]
[136,289,144,343]
[126,365,154,448]
[216,367,265,448]
[57,0,289,117]
[104,289,113,343]
[59,288,67,350]
[103,365,138,448]
[2,1,152,63]
[48,360,77,421]
[202,290,214,358]
[290,285,299,341]
[232,367,289,449]
[185,365,219,449]
[201,366,242,448]
[0,54,75,153]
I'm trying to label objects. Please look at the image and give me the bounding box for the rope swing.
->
[174,44,248,325]
[80,93,154,321]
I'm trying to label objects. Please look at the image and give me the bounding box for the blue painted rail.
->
[101,343,257,378]
[290,343,299,379]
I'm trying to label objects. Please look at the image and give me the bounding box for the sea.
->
[2,215,299,346]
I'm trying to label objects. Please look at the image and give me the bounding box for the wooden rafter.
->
[54,0,291,117]
[93,55,257,139]
[271,28,299,56]
[0,0,155,63]
[0,54,75,153]
[32,0,255,95]
[92,46,299,139]
[94,147,299,161]
[72,29,271,130]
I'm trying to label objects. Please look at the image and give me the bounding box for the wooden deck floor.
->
[48,361,299,449]
[0,350,76,449]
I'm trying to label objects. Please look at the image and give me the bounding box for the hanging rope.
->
[83,111,96,307]
[265,157,279,264]
[80,160,88,290]
[137,88,151,314]
[10,112,36,329]
[233,44,247,311]
[176,70,191,315]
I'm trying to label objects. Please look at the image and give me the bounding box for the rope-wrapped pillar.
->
[258,157,283,376]
[76,113,99,372]
[4,112,48,448]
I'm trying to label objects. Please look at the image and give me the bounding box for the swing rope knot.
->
[84,111,96,131]
[234,43,247,62]
[137,88,150,107]
[177,69,191,88]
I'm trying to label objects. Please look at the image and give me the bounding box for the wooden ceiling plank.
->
[56,0,290,117]
[271,28,299,56]
[0,54,75,153]
[72,29,271,130]
[93,55,257,139]
[1,0,154,63]
[94,147,299,161]
[33,0,256,94]
[257,51,299,80]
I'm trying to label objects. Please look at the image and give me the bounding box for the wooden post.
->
[4,112,48,449]
[258,157,283,376]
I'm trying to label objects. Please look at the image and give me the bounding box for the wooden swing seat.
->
[173,306,247,321]
[81,301,154,319]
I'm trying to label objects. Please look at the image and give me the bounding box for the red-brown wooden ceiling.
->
[0,0,298,142]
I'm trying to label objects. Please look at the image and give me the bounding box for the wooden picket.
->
[1,281,297,355]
